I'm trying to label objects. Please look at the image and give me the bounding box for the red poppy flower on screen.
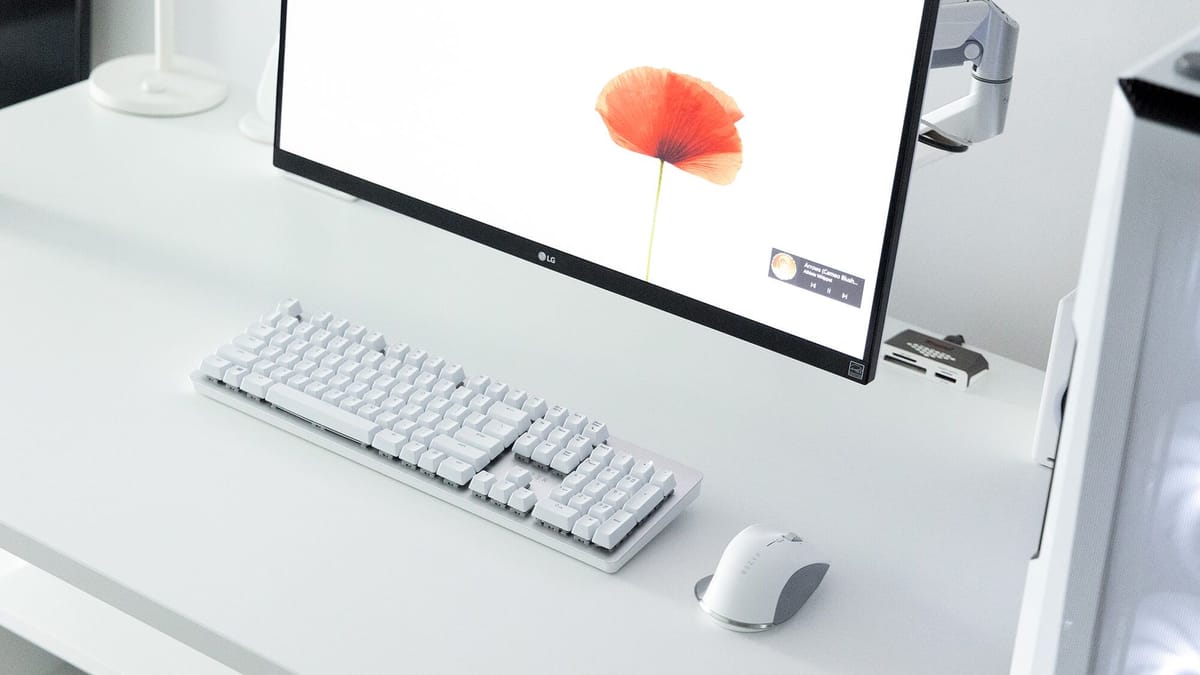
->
[596,67,743,280]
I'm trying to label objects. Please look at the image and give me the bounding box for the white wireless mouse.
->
[695,524,830,632]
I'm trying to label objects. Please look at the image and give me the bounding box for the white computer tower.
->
[1011,26,1200,674]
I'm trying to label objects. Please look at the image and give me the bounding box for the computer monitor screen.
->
[275,0,938,383]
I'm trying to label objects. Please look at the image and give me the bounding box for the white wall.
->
[92,0,279,90]
[895,0,1200,366]
[90,0,1200,367]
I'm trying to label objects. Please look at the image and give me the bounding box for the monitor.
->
[274,0,940,383]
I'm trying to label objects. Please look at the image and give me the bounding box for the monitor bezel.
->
[272,0,941,384]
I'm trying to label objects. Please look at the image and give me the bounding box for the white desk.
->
[0,84,1049,675]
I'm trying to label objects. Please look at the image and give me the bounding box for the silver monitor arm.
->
[918,0,1019,159]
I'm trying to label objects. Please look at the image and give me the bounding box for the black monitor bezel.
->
[272,0,941,384]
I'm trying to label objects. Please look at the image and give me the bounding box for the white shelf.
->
[0,550,231,675]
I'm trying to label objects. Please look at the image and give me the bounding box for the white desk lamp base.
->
[89,54,227,117]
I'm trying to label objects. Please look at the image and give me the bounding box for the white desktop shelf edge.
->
[0,549,233,675]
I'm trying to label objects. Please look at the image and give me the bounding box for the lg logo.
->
[537,251,556,264]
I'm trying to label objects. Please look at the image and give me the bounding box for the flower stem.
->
[646,159,665,281]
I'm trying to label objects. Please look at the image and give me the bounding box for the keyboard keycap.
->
[488,480,517,504]
[522,396,548,419]
[583,421,609,446]
[582,481,608,500]
[630,460,655,483]
[550,449,584,474]
[430,435,489,472]
[372,429,408,457]
[528,419,554,440]
[589,445,615,465]
[339,396,364,414]
[217,344,260,368]
[222,365,248,388]
[565,435,592,455]
[561,472,590,493]
[593,511,637,549]
[240,373,274,398]
[437,457,475,486]
[545,404,569,426]
[530,441,559,466]
[572,515,601,541]
[469,471,497,497]
[533,500,580,531]
[610,452,635,474]
[596,467,623,487]
[487,402,531,430]
[465,374,490,394]
[344,324,366,343]
[234,334,267,354]
[615,475,643,495]
[547,486,575,504]
[200,355,232,380]
[481,419,518,446]
[602,489,630,510]
[506,467,532,489]
[417,449,447,475]
[650,470,677,493]
[588,503,616,522]
[453,428,505,460]
[266,385,381,445]
[512,433,540,459]
[278,298,303,317]
[398,441,426,466]
[440,363,466,384]
[423,356,447,376]
[567,494,596,514]
[362,331,387,352]
[294,322,317,341]
[546,426,572,448]
[576,458,604,479]
[411,426,438,447]
[507,488,537,514]
[563,413,588,435]
[624,485,665,521]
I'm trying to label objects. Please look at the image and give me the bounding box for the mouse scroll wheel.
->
[784,532,802,542]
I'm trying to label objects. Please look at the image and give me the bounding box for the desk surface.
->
[0,84,1049,675]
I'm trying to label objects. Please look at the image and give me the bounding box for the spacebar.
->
[265,385,381,445]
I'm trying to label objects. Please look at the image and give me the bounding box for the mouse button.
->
[773,563,830,625]
[694,574,714,601]
[784,532,802,542]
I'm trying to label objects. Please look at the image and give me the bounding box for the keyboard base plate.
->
[191,372,701,573]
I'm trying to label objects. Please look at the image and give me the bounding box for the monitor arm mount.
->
[918,0,1019,161]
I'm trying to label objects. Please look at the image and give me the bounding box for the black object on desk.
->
[0,0,90,109]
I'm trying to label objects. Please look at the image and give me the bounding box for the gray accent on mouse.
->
[694,575,774,632]
[773,563,830,625]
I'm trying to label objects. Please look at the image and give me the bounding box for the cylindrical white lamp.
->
[89,0,228,116]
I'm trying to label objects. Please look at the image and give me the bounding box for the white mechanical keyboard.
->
[192,299,701,572]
